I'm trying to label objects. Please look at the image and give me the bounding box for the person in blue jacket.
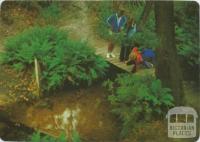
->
[106,9,127,58]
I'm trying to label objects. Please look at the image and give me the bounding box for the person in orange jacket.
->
[126,44,143,73]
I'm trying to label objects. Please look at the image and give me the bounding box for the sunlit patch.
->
[53,107,80,136]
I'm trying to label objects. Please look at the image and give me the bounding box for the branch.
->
[137,1,154,32]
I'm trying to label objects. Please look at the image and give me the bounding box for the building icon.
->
[166,106,198,138]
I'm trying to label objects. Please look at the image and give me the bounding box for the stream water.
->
[0,117,33,141]
[8,83,121,141]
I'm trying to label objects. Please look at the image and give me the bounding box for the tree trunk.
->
[154,1,183,105]
[137,1,153,31]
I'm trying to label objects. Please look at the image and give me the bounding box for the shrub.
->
[71,130,81,142]
[95,1,113,40]
[174,2,199,66]
[130,29,158,50]
[103,74,174,137]
[39,3,61,25]
[175,25,199,66]
[130,8,158,50]
[30,131,81,142]
[3,26,109,92]
[30,132,67,142]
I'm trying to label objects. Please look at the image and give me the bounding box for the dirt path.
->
[60,2,120,59]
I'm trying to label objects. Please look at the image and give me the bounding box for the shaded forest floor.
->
[0,2,199,142]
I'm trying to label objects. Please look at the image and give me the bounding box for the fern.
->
[174,2,199,66]
[3,26,109,93]
[12,63,25,71]
[29,132,68,142]
[104,74,174,138]
[29,131,82,142]
[72,130,81,142]
[39,3,61,25]
[95,1,113,40]
[30,132,41,142]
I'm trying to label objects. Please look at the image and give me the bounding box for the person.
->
[119,17,137,62]
[127,45,143,73]
[106,9,127,58]
[127,18,137,38]
[141,48,155,68]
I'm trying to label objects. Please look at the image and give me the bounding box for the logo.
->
[166,106,198,138]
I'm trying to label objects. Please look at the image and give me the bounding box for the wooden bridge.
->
[93,44,154,75]
[95,46,132,72]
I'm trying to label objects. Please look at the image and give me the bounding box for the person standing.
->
[106,9,127,58]
[120,17,137,62]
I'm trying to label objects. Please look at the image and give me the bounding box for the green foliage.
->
[30,131,81,142]
[174,2,199,65]
[39,3,61,25]
[125,3,144,22]
[95,1,113,40]
[30,132,67,142]
[175,26,199,65]
[12,63,25,72]
[130,7,158,49]
[103,74,174,137]
[131,29,158,49]
[3,26,109,92]
[72,130,81,142]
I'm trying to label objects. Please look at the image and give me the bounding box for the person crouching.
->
[126,45,143,73]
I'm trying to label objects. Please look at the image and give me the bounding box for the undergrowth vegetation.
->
[39,3,61,25]
[174,2,199,66]
[103,74,174,137]
[95,1,113,40]
[2,26,109,92]
[30,131,81,142]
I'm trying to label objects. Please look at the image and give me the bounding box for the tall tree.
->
[154,1,183,105]
[137,1,153,31]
